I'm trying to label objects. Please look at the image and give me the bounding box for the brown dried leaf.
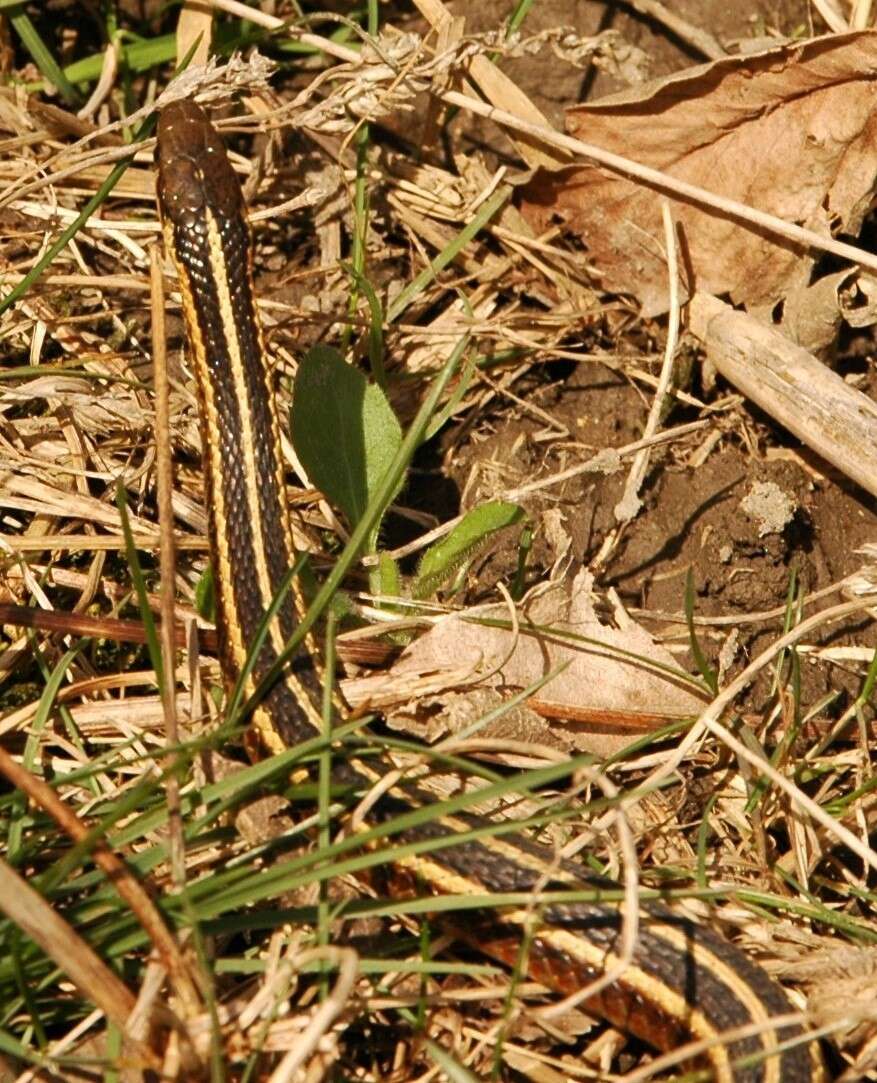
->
[348,571,708,757]
[780,268,852,353]
[521,31,877,316]
[840,270,877,327]
[176,2,213,69]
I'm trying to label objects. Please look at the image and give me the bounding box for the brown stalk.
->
[0,602,216,651]
[151,244,189,903]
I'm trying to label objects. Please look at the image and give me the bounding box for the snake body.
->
[156,99,821,1083]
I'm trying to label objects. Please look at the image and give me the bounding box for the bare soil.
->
[441,357,877,715]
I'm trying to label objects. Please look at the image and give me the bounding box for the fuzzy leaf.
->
[414,501,524,599]
[291,346,403,531]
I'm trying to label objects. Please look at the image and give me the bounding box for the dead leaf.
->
[840,270,877,327]
[235,796,295,847]
[780,268,852,354]
[521,31,877,316]
[384,686,563,751]
[347,570,708,757]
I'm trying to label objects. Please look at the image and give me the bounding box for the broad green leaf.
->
[254,333,467,711]
[414,501,524,599]
[291,347,402,541]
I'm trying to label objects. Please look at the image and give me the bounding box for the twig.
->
[268,24,877,281]
[0,602,216,650]
[440,85,877,278]
[690,293,877,500]
[0,534,208,552]
[624,0,726,60]
[614,200,680,524]
[151,246,188,896]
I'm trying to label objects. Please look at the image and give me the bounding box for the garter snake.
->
[155,99,822,1083]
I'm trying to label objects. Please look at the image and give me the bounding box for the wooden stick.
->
[0,602,211,649]
[689,293,877,498]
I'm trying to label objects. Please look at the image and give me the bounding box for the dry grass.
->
[1,3,877,1080]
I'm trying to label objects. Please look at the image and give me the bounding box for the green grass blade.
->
[684,566,718,694]
[223,559,305,727]
[386,187,510,323]
[425,1041,478,1083]
[115,482,163,686]
[6,647,80,863]
[343,263,386,388]
[8,5,78,104]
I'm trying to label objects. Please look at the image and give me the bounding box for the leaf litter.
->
[522,30,877,316]
[349,570,709,759]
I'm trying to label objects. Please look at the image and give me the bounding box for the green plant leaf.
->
[342,263,386,388]
[9,6,78,105]
[291,346,402,543]
[685,566,718,695]
[386,187,510,323]
[374,551,402,599]
[253,333,468,716]
[414,501,524,599]
[195,565,215,622]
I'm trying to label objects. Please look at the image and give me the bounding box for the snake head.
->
[156,100,243,235]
